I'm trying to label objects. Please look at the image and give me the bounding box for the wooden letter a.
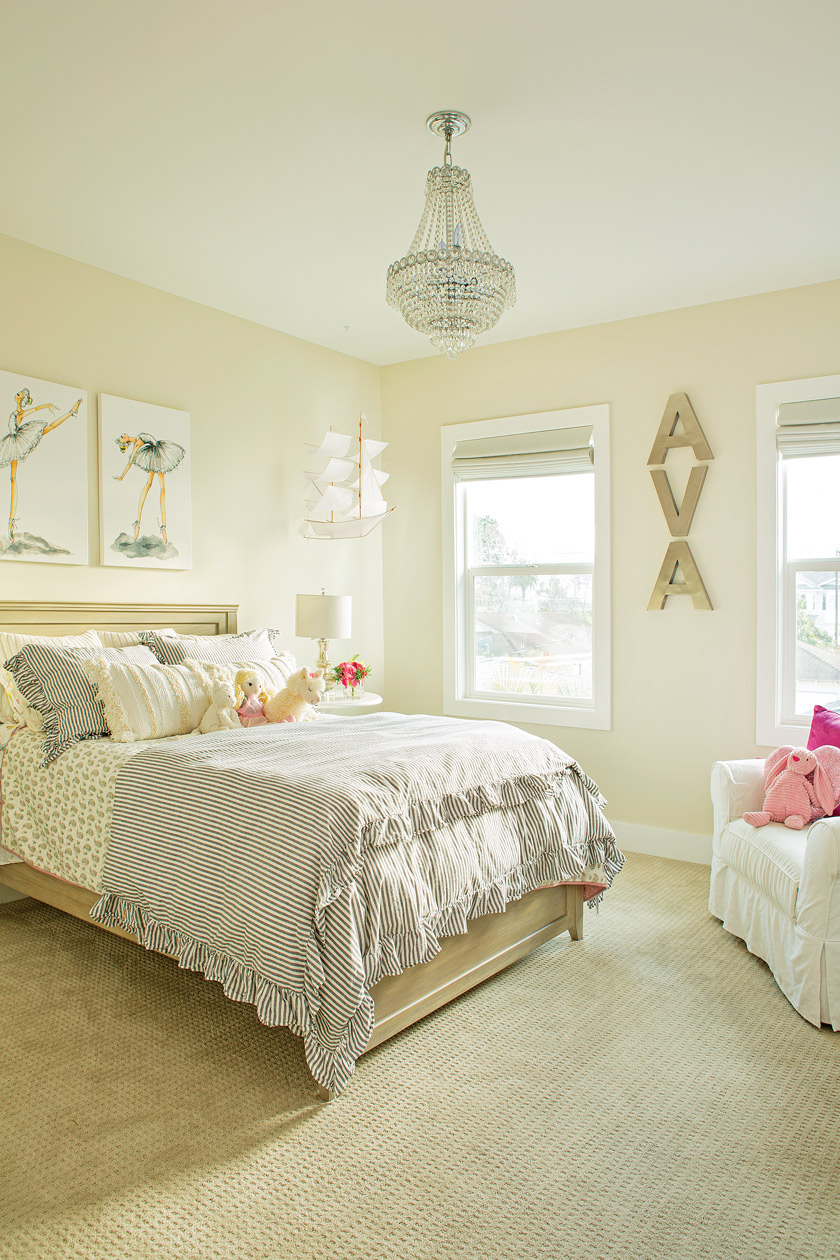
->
[647,393,714,465]
[648,541,713,610]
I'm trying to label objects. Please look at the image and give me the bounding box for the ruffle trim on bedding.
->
[358,768,573,851]
[318,766,583,917]
[88,892,375,1095]
[319,761,618,925]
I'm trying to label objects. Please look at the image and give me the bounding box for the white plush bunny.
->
[195,677,242,734]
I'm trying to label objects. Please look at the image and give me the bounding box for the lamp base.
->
[315,638,336,690]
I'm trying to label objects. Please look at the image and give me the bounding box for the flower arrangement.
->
[331,656,371,697]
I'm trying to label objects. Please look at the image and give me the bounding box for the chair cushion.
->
[717,819,806,919]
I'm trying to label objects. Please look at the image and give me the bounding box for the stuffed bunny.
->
[195,677,242,734]
[264,668,325,723]
[744,746,837,829]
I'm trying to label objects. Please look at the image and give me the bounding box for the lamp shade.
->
[295,593,352,640]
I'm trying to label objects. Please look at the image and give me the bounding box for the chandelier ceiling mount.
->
[425,110,471,142]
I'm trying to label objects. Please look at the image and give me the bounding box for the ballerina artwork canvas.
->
[99,394,192,569]
[0,370,88,565]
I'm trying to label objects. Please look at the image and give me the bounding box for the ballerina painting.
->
[0,371,88,564]
[99,394,192,569]
[114,433,186,543]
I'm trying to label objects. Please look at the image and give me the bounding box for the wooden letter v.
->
[650,465,708,538]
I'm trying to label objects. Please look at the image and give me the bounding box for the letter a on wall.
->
[647,393,713,465]
[647,541,713,610]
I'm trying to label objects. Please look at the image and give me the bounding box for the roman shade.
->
[452,425,594,479]
[777,398,840,458]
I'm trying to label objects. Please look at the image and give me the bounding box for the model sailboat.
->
[303,413,395,540]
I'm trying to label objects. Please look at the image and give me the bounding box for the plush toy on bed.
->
[234,668,270,727]
[195,676,243,734]
[743,745,840,830]
[263,668,325,723]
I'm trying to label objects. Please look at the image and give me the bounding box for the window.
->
[756,375,840,744]
[441,405,610,729]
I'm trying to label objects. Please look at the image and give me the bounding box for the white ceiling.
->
[2,0,838,366]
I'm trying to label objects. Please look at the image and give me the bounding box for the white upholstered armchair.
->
[710,758,840,1031]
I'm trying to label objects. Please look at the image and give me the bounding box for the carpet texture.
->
[0,852,837,1260]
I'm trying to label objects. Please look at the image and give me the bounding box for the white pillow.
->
[0,628,102,728]
[251,653,297,693]
[85,654,211,742]
[189,654,298,696]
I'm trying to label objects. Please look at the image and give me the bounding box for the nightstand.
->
[320,691,383,715]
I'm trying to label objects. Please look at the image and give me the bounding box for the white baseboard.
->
[612,820,712,866]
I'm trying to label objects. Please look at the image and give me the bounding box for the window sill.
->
[756,716,812,748]
[444,695,610,730]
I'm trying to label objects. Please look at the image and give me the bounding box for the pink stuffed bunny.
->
[744,746,837,830]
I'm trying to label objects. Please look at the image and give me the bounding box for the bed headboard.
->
[0,602,238,638]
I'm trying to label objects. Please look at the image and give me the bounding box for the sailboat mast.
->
[329,425,334,524]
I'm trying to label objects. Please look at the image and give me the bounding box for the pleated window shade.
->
[777,398,840,459]
[451,425,594,480]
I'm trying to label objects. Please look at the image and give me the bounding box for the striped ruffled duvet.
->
[90,712,623,1093]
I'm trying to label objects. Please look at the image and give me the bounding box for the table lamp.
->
[295,589,352,689]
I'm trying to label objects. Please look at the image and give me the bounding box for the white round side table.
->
[320,691,383,715]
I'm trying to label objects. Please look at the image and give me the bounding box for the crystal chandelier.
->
[386,111,516,359]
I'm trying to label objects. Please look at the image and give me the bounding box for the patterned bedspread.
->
[89,713,623,1094]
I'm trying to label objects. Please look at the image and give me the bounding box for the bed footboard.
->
[364,883,582,1054]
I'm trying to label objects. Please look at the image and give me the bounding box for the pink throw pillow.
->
[808,706,840,816]
[807,705,840,751]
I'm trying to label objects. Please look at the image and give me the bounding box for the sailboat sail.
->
[304,413,396,540]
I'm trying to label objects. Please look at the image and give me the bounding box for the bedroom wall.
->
[380,278,840,855]
[0,234,384,681]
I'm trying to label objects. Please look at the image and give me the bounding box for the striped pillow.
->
[0,628,102,728]
[4,642,156,766]
[97,627,181,648]
[140,628,279,666]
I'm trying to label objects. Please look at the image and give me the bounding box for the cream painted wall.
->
[380,279,840,846]
[0,234,384,680]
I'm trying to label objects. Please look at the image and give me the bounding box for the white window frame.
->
[756,372,840,745]
[441,405,611,729]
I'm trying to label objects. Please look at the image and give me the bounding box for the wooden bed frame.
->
[0,601,584,1100]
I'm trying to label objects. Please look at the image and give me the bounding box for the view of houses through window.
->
[795,570,840,712]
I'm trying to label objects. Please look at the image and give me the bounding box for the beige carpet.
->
[1,852,838,1260]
